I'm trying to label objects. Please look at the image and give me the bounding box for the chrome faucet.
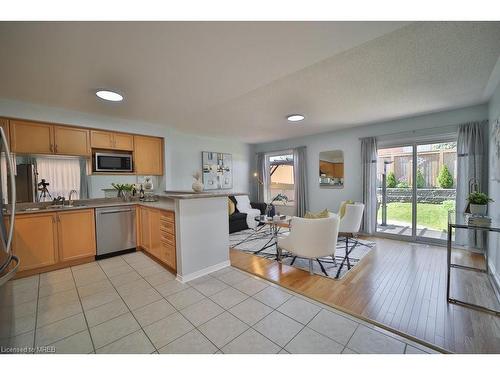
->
[68,190,78,206]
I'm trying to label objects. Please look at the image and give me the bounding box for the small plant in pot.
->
[467,192,493,216]
[112,183,135,202]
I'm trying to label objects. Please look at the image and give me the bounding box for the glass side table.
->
[447,212,500,316]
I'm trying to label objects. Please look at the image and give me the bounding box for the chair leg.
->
[308,259,314,275]
[332,255,337,266]
[317,259,328,276]
[290,256,297,265]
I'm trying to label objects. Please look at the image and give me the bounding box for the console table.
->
[447,215,500,316]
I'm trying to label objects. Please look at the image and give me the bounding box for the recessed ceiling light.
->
[96,90,123,102]
[287,114,305,122]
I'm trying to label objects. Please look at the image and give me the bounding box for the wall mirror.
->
[319,150,344,188]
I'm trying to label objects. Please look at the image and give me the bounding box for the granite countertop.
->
[163,191,248,199]
[9,197,176,215]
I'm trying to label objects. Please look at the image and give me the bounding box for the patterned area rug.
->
[230,226,375,279]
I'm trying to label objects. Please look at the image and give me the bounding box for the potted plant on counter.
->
[112,183,135,202]
[467,191,493,215]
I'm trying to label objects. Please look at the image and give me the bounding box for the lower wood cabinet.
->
[138,206,176,271]
[12,209,97,274]
[57,209,96,262]
[12,213,58,272]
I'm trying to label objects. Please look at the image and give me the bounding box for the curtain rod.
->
[358,119,487,141]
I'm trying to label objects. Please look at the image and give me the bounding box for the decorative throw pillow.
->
[235,195,252,212]
[228,198,236,216]
[304,208,330,219]
[339,200,354,218]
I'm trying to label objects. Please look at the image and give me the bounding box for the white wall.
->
[488,83,500,286]
[0,99,251,197]
[252,104,488,212]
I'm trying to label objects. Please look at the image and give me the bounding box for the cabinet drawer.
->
[161,243,176,270]
[160,211,174,222]
[160,221,175,234]
[160,231,175,245]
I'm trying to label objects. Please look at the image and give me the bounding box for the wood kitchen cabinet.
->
[57,209,96,262]
[91,130,134,151]
[12,213,58,272]
[0,118,10,145]
[134,135,163,175]
[10,119,54,154]
[54,126,90,156]
[10,119,90,156]
[10,209,97,276]
[138,206,152,250]
[137,206,176,272]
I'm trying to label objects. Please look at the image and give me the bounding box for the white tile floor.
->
[0,251,439,354]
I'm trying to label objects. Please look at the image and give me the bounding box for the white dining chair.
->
[334,201,365,278]
[277,215,340,275]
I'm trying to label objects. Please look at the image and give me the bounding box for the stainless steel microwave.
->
[94,152,133,172]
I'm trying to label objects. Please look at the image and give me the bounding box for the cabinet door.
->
[149,209,162,259]
[139,207,151,251]
[0,118,10,146]
[57,209,96,262]
[54,126,90,156]
[10,120,54,154]
[12,213,58,271]
[90,130,114,149]
[113,133,134,151]
[134,136,163,175]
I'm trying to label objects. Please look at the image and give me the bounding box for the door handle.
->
[100,209,134,215]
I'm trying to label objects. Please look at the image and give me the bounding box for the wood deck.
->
[230,237,500,353]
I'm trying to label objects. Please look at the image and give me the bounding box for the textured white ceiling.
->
[0,21,499,143]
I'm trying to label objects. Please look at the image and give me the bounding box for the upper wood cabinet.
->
[91,130,134,151]
[0,118,10,146]
[134,135,163,175]
[10,120,90,157]
[57,209,96,262]
[54,126,90,156]
[114,133,134,151]
[10,119,54,154]
[12,212,58,272]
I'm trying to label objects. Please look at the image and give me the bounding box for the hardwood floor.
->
[230,237,500,353]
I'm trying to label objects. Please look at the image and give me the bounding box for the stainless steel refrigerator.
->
[0,125,18,296]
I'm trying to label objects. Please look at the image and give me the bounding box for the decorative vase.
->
[267,204,275,218]
[470,204,487,216]
[120,190,132,202]
[192,180,204,193]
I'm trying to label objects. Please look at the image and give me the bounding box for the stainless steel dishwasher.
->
[95,206,136,258]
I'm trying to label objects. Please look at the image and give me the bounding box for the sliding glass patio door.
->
[376,140,457,243]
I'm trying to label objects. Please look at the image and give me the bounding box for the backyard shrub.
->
[437,165,454,188]
[416,169,426,188]
[396,181,410,188]
[386,171,397,188]
[442,200,456,212]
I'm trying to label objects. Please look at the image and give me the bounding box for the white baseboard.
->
[176,260,231,283]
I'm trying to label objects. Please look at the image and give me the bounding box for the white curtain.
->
[293,146,308,217]
[456,120,488,248]
[36,157,81,201]
[361,137,378,234]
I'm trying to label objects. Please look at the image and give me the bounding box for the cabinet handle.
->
[54,144,58,153]
[50,144,53,153]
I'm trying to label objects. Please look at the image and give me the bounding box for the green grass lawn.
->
[377,202,454,231]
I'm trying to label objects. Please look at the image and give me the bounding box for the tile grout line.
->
[69,266,97,353]
[95,259,158,353]
[31,274,41,353]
